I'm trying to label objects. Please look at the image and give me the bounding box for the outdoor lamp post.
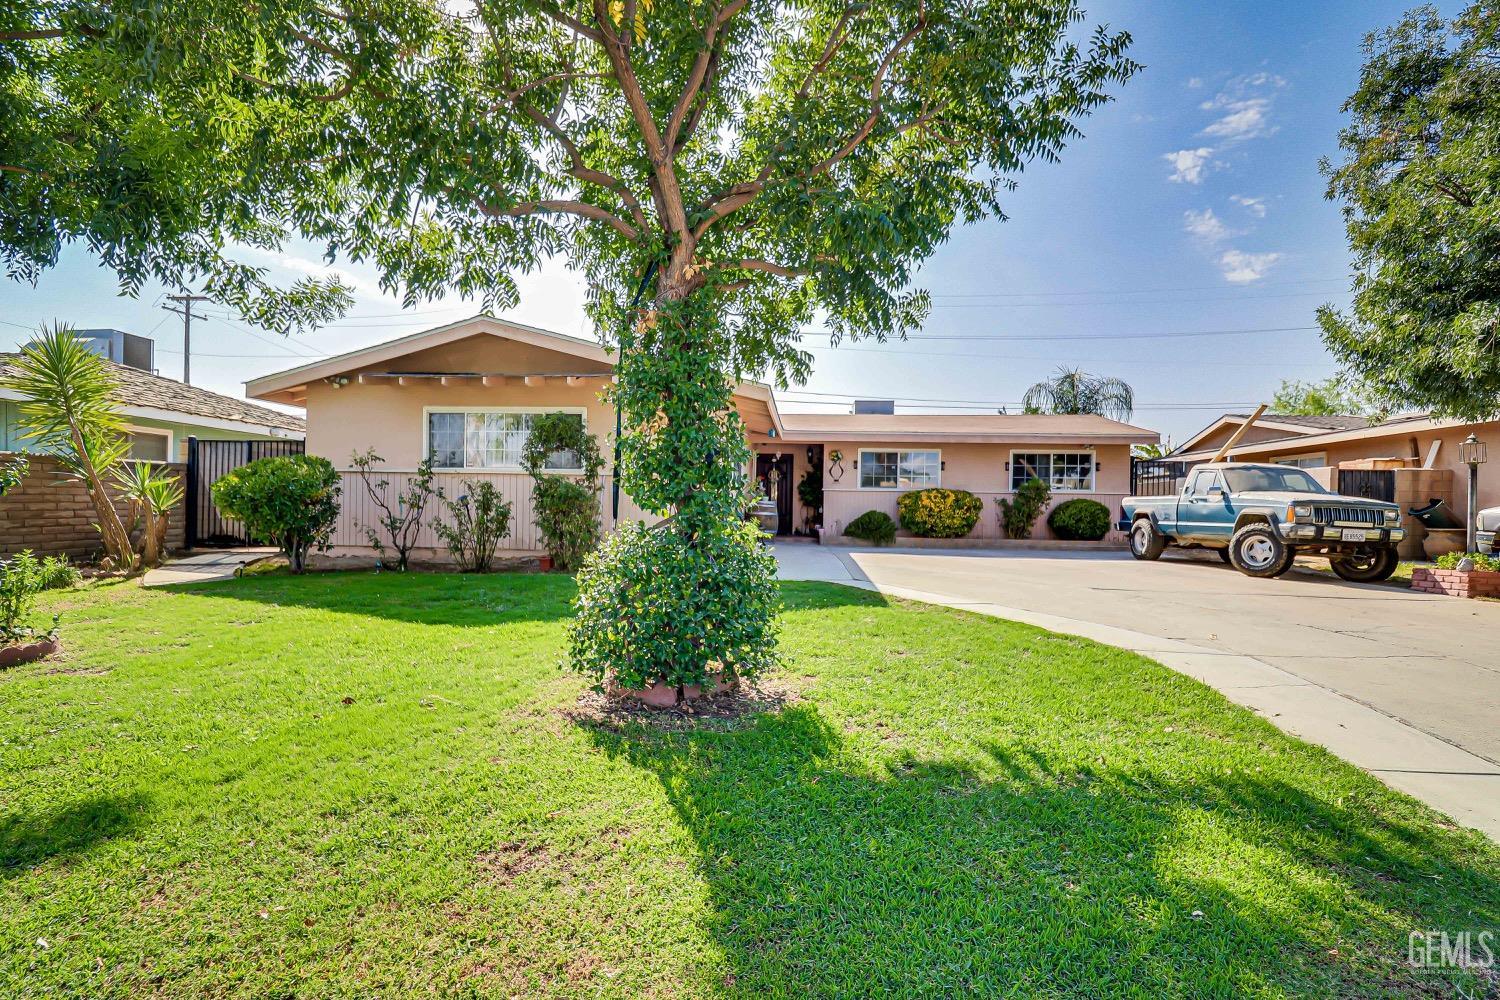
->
[1460,433,1487,553]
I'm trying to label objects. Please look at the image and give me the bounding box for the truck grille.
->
[1312,506,1384,526]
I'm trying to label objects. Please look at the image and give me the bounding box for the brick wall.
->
[1410,566,1500,599]
[0,453,187,561]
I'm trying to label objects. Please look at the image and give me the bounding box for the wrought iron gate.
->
[1337,468,1396,503]
[185,437,305,547]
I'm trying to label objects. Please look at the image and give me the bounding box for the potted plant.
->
[0,551,60,667]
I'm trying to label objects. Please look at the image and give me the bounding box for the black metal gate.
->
[185,437,305,547]
[1337,468,1396,503]
[1130,458,1189,497]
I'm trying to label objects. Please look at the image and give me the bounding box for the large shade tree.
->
[5,1,1137,691]
[1318,3,1500,420]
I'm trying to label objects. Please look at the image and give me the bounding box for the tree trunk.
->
[69,425,135,572]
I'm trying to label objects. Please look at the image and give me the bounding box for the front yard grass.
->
[3,574,1496,998]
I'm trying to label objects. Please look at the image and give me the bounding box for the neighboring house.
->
[1169,410,1500,530]
[246,314,1159,556]
[1,340,305,463]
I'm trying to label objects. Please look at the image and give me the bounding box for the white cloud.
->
[1183,208,1234,244]
[1186,76,1204,89]
[1198,73,1285,143]
[1230,194,1267,218]
[1163,147,1215,184]
[1218,250,1281,283]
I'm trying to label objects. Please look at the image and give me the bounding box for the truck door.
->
[1180,469,1233,541]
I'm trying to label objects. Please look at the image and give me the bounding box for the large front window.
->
[426,410,583,471]
[859,449,940,490]
[1011,451,1094,492]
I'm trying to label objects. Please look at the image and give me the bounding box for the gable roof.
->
[0,353,305,436]
[1172,411,1375,455]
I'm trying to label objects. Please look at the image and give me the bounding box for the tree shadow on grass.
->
[581,707,1499,998]
[1,793,149,880]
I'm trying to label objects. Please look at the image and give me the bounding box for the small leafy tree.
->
[996,478,1051,539]
[432,481,513,572]
[115,461,185,568]
[1022,367,1135,421]
[1,327,135,571]
[0,551,56,645]
[0,456,28,497]
[211,455,341,573]
[1318,4,1500,419]
[797,468,823,534]
[521,413,603,571]
[349,449,439,571]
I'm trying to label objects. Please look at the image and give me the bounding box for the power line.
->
[162,293,212,384]
[927,277,1347,298]
[801,343,1329,369]
[799,325,1320,343]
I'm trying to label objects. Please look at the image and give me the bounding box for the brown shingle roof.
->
[0,353,305,435]
[1225,412,1375,431]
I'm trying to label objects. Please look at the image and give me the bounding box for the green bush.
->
[1436,551,1500,572]
[845,509,897,545]
[570,518,780,694]
[38,554,81,590]
[0,551,56,645]
[432,480,512,572]
[897,488,982,538]
[1047,498,1112,541]
[522,412,604,570]
[995,477,1051,539]
[211,455,341,573]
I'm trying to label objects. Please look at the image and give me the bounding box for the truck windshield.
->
[1221,467,1328,494]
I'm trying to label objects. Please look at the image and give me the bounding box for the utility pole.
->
[163,293,211,384]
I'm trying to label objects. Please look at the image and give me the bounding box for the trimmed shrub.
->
[897,488,982,538]
[995,477,1051,539]
[570,518,780,694]
[845,509,897,545]
[1048,497,1112,541]
[211,455,341,573]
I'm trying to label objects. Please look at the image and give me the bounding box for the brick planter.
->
[1411,566,1500,599]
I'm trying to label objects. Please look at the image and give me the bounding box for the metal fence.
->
[1130,458,1189,497]
[185,437,305,547]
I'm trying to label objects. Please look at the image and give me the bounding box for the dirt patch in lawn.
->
[562,674,804,732]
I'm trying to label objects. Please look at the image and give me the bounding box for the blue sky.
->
[0,1,1457,446]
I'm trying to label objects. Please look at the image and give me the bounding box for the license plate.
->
[1340,528,1370,542]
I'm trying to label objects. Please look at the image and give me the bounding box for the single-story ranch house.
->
[246,315,1159,556]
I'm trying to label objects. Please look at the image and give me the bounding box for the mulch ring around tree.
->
[562,674,803,733]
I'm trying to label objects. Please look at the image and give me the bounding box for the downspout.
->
[614,260,660,522]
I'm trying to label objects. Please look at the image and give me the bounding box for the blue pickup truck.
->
[1121,462,1405,581]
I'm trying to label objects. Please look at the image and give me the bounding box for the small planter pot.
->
[616,671,732,707]
[0,636,60,669]
[537,555,554,572]
[1411,566,1500,599]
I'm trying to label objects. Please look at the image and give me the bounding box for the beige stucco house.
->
[246,315,1159,556]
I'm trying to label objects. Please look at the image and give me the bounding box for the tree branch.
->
[1,25,102,41]
[537,2,606,43]
[665,0,748,153]
[795,6,862,100]
[477,195,641,241]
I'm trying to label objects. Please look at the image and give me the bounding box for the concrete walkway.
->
[142,548,277,587]
[773,543,1500,840]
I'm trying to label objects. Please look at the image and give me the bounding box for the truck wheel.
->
[1229,523,1293,578]
[1216,547,1232,564]
[1329,547,1399,583]
[1129,518,1166,561]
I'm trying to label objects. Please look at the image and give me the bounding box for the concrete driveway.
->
[774,543,1500,838]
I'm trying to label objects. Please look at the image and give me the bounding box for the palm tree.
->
[1022,367,1135,421]
[2,326,137,570]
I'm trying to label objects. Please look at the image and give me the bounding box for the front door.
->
[756,453,795,535]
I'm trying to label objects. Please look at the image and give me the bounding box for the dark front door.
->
[756,453,794,535]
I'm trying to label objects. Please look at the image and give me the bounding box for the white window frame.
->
[123,424,172,463]
[422,406,588,473]
[1274,452,1328,469]
[1008,449,1096,494]
[857,448,942,491]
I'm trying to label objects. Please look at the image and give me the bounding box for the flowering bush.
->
[1047,498,1112,541]
[897,488,982,538]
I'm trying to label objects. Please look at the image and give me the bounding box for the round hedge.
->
[845,509,896,545]
[897,488,982,538]
[1047,497,1112,540]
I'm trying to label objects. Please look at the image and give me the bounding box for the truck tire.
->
[1228,523,1293,578]
[1216,547,1232,564]
[1129,518,1166,561]
[1329,547,1399,583]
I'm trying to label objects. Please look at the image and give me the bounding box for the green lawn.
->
[2,574,1496,998]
